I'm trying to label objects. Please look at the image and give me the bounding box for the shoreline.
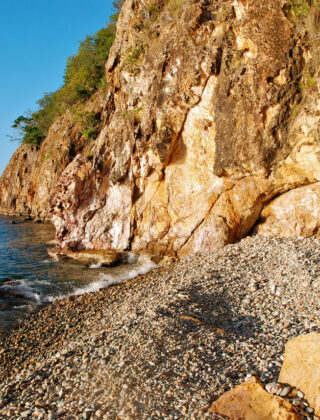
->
[1,235,320,418]
[0,213,51,223]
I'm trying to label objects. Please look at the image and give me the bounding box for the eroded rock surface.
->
[50,0,320,256]
[279,333,320,416]
[2,0,320,256]
[256,183,320,238]
[209,376,302,420]
[48,247,119,266]
[0,94,104,220]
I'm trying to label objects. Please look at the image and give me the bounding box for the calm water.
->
[0,215,156,331]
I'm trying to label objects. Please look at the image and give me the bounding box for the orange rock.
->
[256,183,320,238]
[209,376,302,420]
[180,315,202,324]
[279,333,320,416]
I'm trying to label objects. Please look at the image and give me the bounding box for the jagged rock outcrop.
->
[255,183,320,238]
[0,94,104,220]
[50,0,320,256]
[2,0,320,256]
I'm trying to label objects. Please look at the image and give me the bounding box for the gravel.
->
[1,235,320,419]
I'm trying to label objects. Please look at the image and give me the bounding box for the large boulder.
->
[279,333,320,416]
[256,183,320,238]
[209,376,302,419]
[48,247,119,266]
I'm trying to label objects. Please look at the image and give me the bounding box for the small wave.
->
[13,304,37,313]
[17,278,52,287]
[45,294,64,303]
[75,255,157,294]
[47,255,157,301]
[0,280,41,303]
[126,252,139,264]
[89,262,103,269]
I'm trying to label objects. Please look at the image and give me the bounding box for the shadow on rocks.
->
[156,282,260,339]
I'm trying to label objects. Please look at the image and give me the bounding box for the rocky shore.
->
[1,235,320,419]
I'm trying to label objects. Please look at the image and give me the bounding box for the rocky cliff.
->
[1,0,320,257]
[0,94,104,220]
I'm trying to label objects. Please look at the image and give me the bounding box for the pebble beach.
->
[1,235,320,419]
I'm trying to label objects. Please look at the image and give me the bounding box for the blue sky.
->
[0,0,114,175]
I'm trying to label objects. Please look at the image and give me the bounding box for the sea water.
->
[0,215,156,331]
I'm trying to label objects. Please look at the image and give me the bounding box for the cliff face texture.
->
[0,95,104,220]
[1,0,320,256]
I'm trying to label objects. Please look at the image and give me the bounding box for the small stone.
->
[200,398,209,404]
[95,410,103,418]
[21,410,32,418]
[288,388,298,398]
[305,406,314,414]
[35,399,48,408]
[279,386,291,397]
[7,408,16,417]
[265,382,282,394]
[181,406,188,415]
[82,411,92,420]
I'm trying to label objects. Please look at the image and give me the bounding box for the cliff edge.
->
[1,0,320,257]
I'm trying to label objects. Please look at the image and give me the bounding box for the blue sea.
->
[0,215,156,331]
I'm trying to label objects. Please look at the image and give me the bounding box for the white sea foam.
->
[89,262,103,269]
[29,279,52,286]
[45,294,65,303]
[126,252,139,264]
[0,280,41,302]
[47,255,157,301]
[75,255,157,295]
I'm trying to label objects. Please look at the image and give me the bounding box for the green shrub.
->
[73,110,101,142]
[299,71,317,92]
[126,45,145,65]
[122,106,143,125]
[285,0,310,20]
[42,151,53,160]
[148,3,162,22]
[86,150,94,160]
[121,44,145,75]
[11,115,45,147]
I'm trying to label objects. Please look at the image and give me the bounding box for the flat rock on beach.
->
[1,235,320,419]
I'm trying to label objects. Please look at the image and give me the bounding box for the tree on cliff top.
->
[11,12,119,147]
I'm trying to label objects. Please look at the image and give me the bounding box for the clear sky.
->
[0,0,114,176]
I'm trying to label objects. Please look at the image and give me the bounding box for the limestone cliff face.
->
[2,0,320,256]
[0,94,104,220]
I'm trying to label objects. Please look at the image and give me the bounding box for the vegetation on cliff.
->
[11,5,122,147]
